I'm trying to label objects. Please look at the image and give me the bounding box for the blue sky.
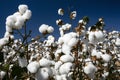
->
[0,0,120,39]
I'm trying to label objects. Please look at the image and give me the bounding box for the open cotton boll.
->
[88,31,97,44]
[4,32,11,38]
[62,33,72,44]
[59,62,74,74]
[70,11,77,19]
[58,8,64,16]
[47,26,54,33]
[22,10,32,20]
[35,68,49,80]
[0,38,9,46]
[60,54,74,63]
[62,44,71,55]
[5,26,13,32]
[0,71,6,79]
[67,38,78,47]
[48,35,55,41]
[18,57,27,68]
[83,62,97,79]
[27,61,40,73]
[101,53,112,62]
[14,16,25,29]
[91,49,102,59]
[39,24,48,34]
[6,15,16,28]
[66,23,71,30]
[55,61,63,70]
[94,30,105,42]
[115,38,120,46]
[18,4,28,14]
[39,58,52,67]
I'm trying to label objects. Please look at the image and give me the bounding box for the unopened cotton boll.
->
[22,10,32,20]
[59,62,74,74]
[39,24,48,34]
[83,62,97,79]
[27,61,40,73]
[101,53,112,62]
[18,4,28,14]
[0,71,6,79]
[39,58,52,67]
[47,26,54,33]
[60,54,74,63]
[58,8,64,16]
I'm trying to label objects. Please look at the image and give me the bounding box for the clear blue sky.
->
[0,0,120,39]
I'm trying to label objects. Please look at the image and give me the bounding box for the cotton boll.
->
[0,38,9,46]
[67,38,78,47]
[27,61,40,73]
[62,44,71,55]
[6,16,16,28]
[35,68,49,80]
[59,62,74,74]
[91,49,102,59]
[18,57,27,68]
[14,16,25,29]
[5,26,13,32]
[0,71,6,79]
[4,32,11,38]
[66,23,71,30]
[83,62,97,79]
[88,31,97,44]
[22,10,32,20]
[62,33,72,44]
[101,53,112,62]
[70,11,77,19]
[115,38,120,46]
[55,61,63,70]
[39,24,48,34]
[60,54,74,63]
[94,30,105,42]
[13,12,21,17]
[58,8,64,16]
[47,26,54,33]
[39,58,52,67]
[18,4,28,14]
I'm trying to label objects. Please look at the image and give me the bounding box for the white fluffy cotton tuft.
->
[60,54,74,63]
[47,26,54,33]
[39,58,52,67]
[39,24,48,34]
[58,8,64,16]
[18,4,28,14]
[27,61,40,73]
[22,10,32,20]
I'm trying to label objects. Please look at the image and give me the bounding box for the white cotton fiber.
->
[5,26,12,32]
[39,58,52,67]
[22,10,32,20]
[35,68,49,80]
[18,4,28,14]
[83,62,97,79]
[47,26,54,33]
[0,71,6,79]
[67,38,78,47]
[62,44,71,55]
[55,61,62,70]
[14,16,25,29]
[18,57,27,68]
[0,38,9,46]
[101,53,112,62]
[58,8,64,16]
[39,24,48,33]
[27,61,40,73]
[60,54,74,63]
[59,62,74,74]
[94,30,105,42]
[115,38,120,46]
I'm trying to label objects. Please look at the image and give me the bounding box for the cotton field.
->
[0,4,120,80]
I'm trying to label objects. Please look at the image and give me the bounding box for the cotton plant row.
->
[0,5,120,80]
